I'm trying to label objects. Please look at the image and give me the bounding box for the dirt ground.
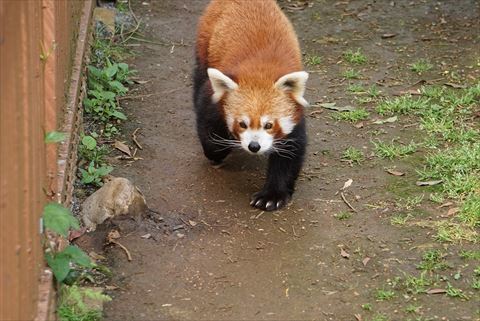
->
[79,0,479,320]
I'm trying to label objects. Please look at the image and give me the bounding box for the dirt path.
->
[82,0,479,319]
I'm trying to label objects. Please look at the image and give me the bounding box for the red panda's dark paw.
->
[250,190,291,211]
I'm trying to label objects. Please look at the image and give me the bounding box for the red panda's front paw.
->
[250,190,291,211]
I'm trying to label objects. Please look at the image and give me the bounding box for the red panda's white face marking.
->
[207,68,308,154]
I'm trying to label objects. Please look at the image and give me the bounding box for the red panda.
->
[193,0,308,211]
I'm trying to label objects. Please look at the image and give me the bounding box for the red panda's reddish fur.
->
[196,0,304,137]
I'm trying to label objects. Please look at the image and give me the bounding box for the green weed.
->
[333,108,369,122]
[472,278,480,290]
[410,59,433,74]
[390,214,411,226]
[58,285,111,321]
[347,83,365,93]
[405,304,421,314]
[369,313,390,321]
[305,54,322,66]
[334,211,352,220]
[376,95,430,115]
[343,69,361,79]
[344,48,367,64]
[372,140,417,159]
[404,272,434,294]
[396,195,424,211]
[361,303,373,311]
[368,85,380,98]
[374,289,395,301]
[80,162,113,187]
[445,283,468,299]
[459,250,480,260]
[79,135,109,166]
[341,147,365,164]
[417,249,449,271]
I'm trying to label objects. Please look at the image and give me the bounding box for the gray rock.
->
[81,177,147,230]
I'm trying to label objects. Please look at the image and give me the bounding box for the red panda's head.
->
[207,68,308,154]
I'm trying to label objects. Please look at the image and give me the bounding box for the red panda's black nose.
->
[248,142,261,153]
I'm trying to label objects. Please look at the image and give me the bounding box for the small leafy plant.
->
[42,203,94,283]
[343,48,367,64]
[410,59,433,74]
[80,161,113,186]
[343,69,361,79]
[341,147,365,164]
[333,108,369,122]
[79,135,109,166]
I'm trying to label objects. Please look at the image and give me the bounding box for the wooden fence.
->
[0,1,92,320]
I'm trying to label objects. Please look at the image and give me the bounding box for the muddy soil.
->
[79,0,479,320]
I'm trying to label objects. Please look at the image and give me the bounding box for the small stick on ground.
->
[107,230,132,261]
[132,128,143,150]
[341,192,358,213]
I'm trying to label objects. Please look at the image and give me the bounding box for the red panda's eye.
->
[264,122,273,130]
[239,121,247,129]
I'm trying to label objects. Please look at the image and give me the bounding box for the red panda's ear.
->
[207,68,238,103]
[274,71,309,107]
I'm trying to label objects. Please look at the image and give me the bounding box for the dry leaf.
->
[427,288,446,294]
[381,33,397,39]
[386,169,405,176]
[188,220,198,227]
[342,178,353,190]
[444,82,466,89]
[141,233,152,239]
[362,257,370,266]
[373,116,398,125]
[447,207,460,216]
[416,180,443,186]
[114,141,132,157]
[354,314,363,321]
[438,202,453,208]
[340,248,350,259]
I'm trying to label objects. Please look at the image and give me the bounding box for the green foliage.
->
[376,95,430,115]
[84,60,134,122]
[45,131,67,143]
[410,59,433,74]
[343,48,367,64]
[43,203,79,237]
[46,246,93,283]
[343,69,360,79]
[374,288,395,301]
[305,54,322,66]
[372,140,417,159]
[445,282,468,299]
[334,211,352,220]
[404,272,434,294]
[103,123,119,138]
[460,250,480,260]
[58,285,111,321]
[341,147,365,164]
[347,83,365,93]
[80,161,113,186]
[78,135,109,166]
[417,249,449,271]
[361,303,372,311]
[333,108,369,122]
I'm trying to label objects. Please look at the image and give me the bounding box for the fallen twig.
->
[340,192,358,213]
[132,127,143,150]
[107,230,132,261]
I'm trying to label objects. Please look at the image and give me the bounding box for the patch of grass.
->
[396,195,424,211]
[445,283,468,299]
[334,211,352,220]
[417,142,479,199]
[410,59,433,74]
[405,304,421,314]
[390,214,412,226]
[472,278,480,290]
[305,54,322,66]
[347,83,365,93]
[333,108,369,122]
[376,95,430,115]
[343,69,361,79]
[372,140,417,159]
[368,85,381,98]
[404,272,435,294]
[434,221,478,243]
[341,147,365,164]
[361,303,373,311]
[344,48,367,64]
[58,285,111,321]
[459,250,480,260]
[458,194,480,227]
[429,192,445,204]
[417,249,449,271]
[374,289,395,301]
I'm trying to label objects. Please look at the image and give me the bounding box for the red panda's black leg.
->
[251,118,306,211]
